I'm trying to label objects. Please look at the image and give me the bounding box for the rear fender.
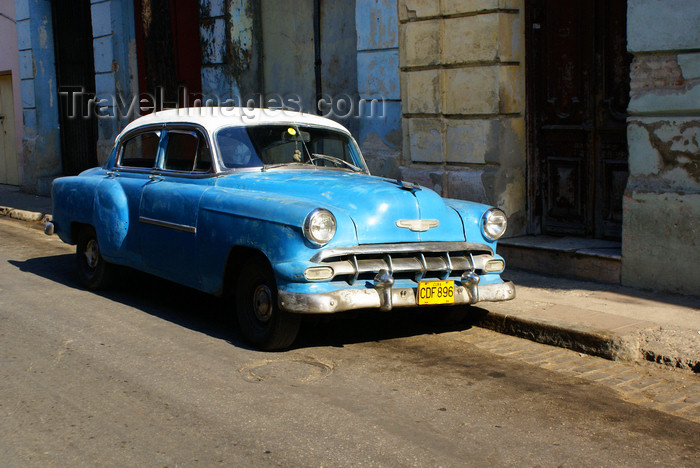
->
[52,176,100,244]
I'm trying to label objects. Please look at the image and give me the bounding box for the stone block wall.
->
[15,0,61,195]
[355,0,403,178]
[623,0,700,295]
[397,0,526,236]
[90,0,139,164]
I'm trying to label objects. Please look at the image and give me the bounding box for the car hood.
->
[215,169,467,244]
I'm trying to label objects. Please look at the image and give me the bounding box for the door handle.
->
[106,171,118,178]
[148,174,164,182]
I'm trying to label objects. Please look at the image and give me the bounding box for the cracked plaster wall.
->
[200,0,262,102]
[623,0,700,295]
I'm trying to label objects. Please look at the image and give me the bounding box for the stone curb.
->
[0,206,52,225]
[473,311,699,373]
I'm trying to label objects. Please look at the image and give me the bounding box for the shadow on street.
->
[8,253,484,351]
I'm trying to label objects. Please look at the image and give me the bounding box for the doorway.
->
[526,0,631,240]
[52,0,98,175]
[0,72,19,185]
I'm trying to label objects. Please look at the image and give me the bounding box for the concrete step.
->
[498,235,621,284]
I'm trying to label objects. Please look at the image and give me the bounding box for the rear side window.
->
[163,131,212,173]
[119,131,161,168]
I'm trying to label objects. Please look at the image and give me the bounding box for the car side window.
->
[163,131,212,173]
[119,131,161,168]
[217,127,262,169]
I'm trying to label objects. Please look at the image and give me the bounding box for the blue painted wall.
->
[90,0,138,162]
[15,0,61,194]
[355,0,402,178]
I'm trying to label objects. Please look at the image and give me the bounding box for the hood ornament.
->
[396,219,439,232]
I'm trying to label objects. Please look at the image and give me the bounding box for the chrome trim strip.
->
[310,241,493,262]
[139,216,197,234]
[278,281,515,314]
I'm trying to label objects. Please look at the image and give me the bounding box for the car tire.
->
[235,258,300,350]
[76,226,114,290]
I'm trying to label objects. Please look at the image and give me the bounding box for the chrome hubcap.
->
[84,239,99,269]
[252,284,273,322]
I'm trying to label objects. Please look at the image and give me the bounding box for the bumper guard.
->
[279,272,515,314]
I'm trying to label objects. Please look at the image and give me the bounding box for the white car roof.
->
[119,107,350,139]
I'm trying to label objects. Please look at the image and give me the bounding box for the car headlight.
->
[482,208,507,240]
[304,208,336,246]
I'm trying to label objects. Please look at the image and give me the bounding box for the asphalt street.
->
[0,217,698,467]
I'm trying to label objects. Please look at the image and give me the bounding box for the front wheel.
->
[235,259,300,350]
[76,226,114,290]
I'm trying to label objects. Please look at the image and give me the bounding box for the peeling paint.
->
[48,77,53,107]
[39,17,47,48]
[227,0,255,77]
[641,120,700,181]
[497,170,525,219]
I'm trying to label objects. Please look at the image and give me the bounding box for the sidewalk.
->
[2,183,698,372]
[0,184,53,223]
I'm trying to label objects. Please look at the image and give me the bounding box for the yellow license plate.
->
[417,280,455,305]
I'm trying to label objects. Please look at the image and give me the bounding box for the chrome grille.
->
[312,242,495,285]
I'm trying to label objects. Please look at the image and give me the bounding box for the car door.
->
[95,128,163,267]
[139,126,216,288]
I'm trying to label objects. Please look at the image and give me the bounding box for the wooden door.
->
[0,73,20,185]
[526,0,631,239]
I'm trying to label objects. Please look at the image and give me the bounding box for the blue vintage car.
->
[48,107,515,349]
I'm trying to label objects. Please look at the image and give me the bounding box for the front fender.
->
[444,198,498,247]
[196,187,357,295]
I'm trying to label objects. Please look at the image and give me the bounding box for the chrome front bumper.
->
[279,279,516,314]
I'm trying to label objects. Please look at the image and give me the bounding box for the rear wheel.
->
[76,226,114,290]
[235,258,300,350]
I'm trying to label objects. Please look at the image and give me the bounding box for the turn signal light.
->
[304,266,334,281]
[484,259,505,273]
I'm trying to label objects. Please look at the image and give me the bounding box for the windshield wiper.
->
[261,162,308,171]
[310,153,363,172]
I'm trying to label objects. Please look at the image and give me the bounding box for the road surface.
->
[0,217,698,466]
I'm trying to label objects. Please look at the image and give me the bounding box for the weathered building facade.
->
[622,0,700,295]
[397,0,527,237]
[11,0,700,295]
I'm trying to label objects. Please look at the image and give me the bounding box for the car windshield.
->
[216,124,366,172]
